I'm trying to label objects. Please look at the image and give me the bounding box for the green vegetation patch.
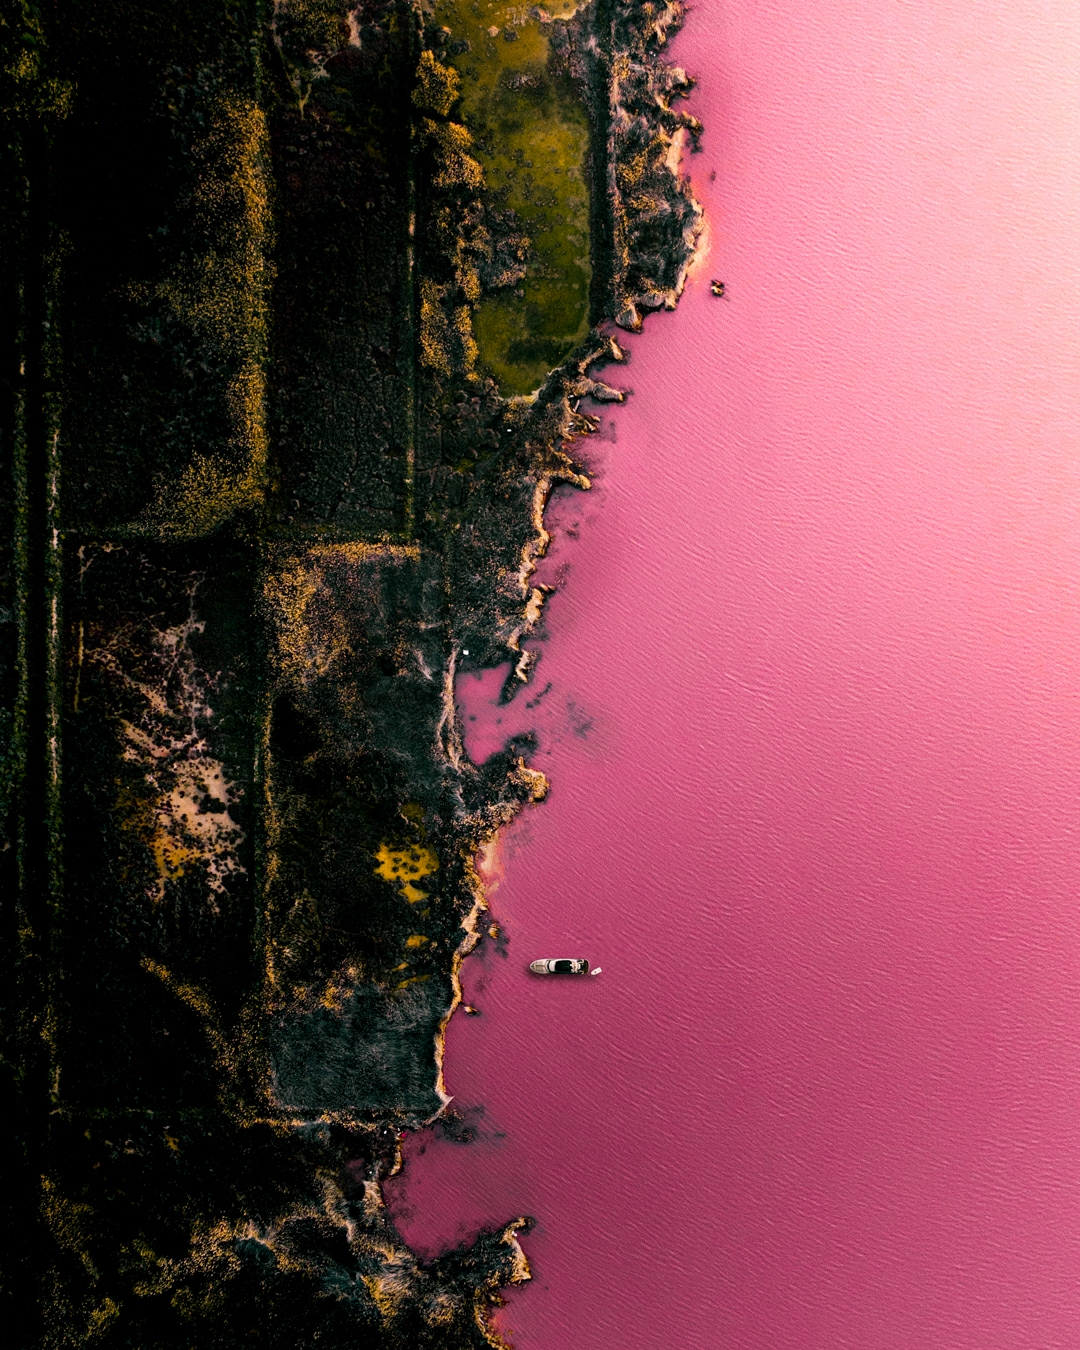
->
[438,1,591,396]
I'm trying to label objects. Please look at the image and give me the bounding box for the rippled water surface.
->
[386,3,1080,1346]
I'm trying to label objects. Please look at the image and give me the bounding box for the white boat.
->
[530,958,592,975]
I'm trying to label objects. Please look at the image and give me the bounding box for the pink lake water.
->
[384,3,1080,1347]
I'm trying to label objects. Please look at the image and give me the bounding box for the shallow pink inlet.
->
[386,3,1080,1347]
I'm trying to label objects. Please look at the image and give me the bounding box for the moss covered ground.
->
[437,0,591,395]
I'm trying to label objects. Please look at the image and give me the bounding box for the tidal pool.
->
[388,2,1080,1347]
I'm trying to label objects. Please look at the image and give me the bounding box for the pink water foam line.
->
[384,3,1080,1346]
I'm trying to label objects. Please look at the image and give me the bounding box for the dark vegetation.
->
[0,0,700,1343]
